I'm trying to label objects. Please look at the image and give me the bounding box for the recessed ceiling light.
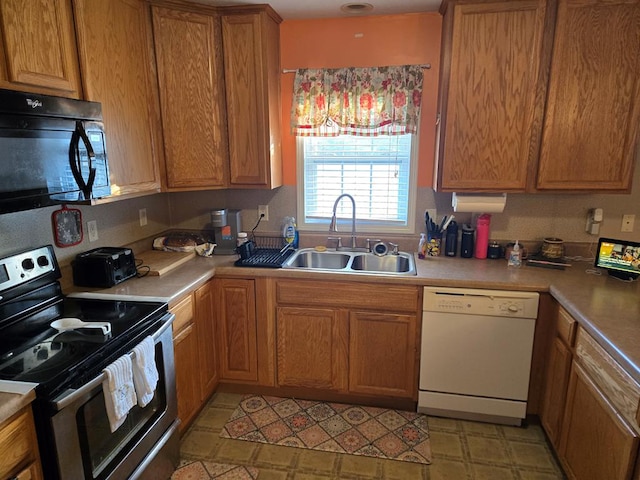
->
[340,3,374,14]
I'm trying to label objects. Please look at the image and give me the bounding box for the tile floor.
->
[179,392,565,479]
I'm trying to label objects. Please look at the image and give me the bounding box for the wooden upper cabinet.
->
[0,0,81,97]
[436,0,549,192]
[437,0,640,193]
[222,6,283,188]
[152,6,228,190]
[536,0,640,191]
[73,0,163,197]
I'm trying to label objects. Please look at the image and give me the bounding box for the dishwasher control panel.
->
[423,287,539,319]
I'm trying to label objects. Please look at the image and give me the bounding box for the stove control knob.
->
[22,258,35,270]
[37,255,49,267]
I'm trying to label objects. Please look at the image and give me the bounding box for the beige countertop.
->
[8,251,639,423]
[78,252,640,381]
[0,389,36,425]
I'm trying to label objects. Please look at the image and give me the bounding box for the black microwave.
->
[0,88,110,214]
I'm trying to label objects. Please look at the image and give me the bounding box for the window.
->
[297,133,417,234]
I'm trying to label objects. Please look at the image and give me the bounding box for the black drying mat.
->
[526,254,571,270]
[234,248,295,268]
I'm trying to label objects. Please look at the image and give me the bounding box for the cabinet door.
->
[152,7,228,189]
[222,10,282,188]
[11,462,42,480]
[276,306,348,391]
[436,0,548,191]
[537,0,640,191]
[349,311,418,398]
[195,281,219,401]
[0,409,43,480]
[74,0,162,197]
[541,336,572,448]
[0,0,81,97]
[559,361,639,480]
[215,278,258,382]
[173,324,200,432]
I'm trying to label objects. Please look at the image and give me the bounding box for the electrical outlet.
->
[139,208,148,226]
[622,214,635,232]
[258,205,269,221]
[87,220,98,242]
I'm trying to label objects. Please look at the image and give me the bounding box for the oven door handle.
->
[52,312,174,411]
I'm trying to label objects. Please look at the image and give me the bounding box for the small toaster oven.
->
[72,247,137,287]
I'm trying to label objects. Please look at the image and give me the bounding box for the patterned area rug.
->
[171,460,258,480]
[220,395,432,464]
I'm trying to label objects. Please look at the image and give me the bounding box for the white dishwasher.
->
[418,286,539,426]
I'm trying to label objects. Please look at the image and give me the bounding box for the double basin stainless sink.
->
[283,248,416,275]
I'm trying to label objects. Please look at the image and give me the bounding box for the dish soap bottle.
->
[508,240,522,267]
[418,233,427,259]
[283,216,297,247]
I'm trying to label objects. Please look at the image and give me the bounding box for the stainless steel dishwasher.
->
[418,287,539,426]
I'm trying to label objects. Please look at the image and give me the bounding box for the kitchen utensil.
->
[51,318,111,335]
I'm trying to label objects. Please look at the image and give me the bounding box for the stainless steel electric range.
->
[0,245,179,480]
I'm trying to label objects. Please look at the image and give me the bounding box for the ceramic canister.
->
[541,238,564,259]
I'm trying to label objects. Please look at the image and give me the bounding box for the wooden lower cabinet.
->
[542,311,640,480]
[171,280,219,432]
[541,305,576,448]
[10,462,41,480]
[540,336,572,447]
[195,281,219,400]
[349,310,417,398]
[559,361,639,480]
[276,306,348,391]
[274,279,421,401]
[0,408,43,480]
[214,278,258,382]
[171,294,199,431]
[173,322,200,431]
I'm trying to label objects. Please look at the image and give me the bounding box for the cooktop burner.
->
[0,297,166,390]
[0,245,170,399]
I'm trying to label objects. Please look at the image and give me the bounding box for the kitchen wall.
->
[0,194,171,264]
[1,11,638,264]
[167,159,640,252]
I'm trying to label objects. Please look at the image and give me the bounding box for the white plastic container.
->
[237,232,248,247]
[508,240,522,267]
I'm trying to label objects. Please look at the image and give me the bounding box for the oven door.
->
[48,313,178,480]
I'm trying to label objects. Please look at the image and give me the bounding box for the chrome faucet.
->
[329,193,357,249]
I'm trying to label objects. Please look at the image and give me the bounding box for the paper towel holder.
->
[452,193,507,213]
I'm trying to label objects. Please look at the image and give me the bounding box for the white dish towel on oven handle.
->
[131,336,159,407]
[102,355,137,432]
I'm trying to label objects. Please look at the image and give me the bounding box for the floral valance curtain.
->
[291,65,424,137]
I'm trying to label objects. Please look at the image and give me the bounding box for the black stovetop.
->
[0,295,167,398]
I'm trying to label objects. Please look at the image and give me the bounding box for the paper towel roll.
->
[452,193,507,213]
